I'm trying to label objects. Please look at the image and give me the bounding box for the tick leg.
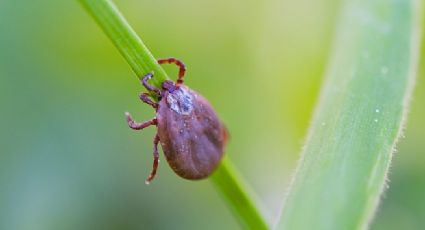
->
[125,112,157,130]
[140,93,158,109]
[142,72,161,96]
[145,133,160,184]
[157,57,186,86]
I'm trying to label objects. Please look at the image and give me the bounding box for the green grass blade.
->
[78,0,269,229]
[79,0,168,87]
[211,157,270,230]
[277,0,422,229]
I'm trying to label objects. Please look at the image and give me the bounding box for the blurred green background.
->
[0,0,423,229]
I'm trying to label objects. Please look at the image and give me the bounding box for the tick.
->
[125,58,228,184]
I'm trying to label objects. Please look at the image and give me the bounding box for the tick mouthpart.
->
[162,80,177,93]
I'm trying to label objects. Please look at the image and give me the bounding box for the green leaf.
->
[79,0,169,88]
[78,0,269,229]
[277,0,422,229]
[211,157,269,230]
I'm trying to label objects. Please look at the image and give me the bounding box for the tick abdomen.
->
[157,86,226,179]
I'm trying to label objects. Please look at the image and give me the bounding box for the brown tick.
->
[125,58,228,184]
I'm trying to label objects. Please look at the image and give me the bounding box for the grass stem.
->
[78,0,269,229]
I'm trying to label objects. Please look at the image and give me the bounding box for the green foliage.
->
[211,157,269,229]
[78,0,422,229]
[277,0,422,229]
[79,0,168,89]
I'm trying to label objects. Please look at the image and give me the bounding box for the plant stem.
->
[79,0,168,88]
[78,0,269,229]
[211,156,269,230]
[277,0,422,229]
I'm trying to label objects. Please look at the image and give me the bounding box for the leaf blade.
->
[277,0,422,229]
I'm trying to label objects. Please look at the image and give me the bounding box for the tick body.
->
[126,58,228,184]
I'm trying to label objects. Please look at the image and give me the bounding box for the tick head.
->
[162,80,177,93]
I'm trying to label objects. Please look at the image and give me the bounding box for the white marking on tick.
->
[167,87,193,115]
